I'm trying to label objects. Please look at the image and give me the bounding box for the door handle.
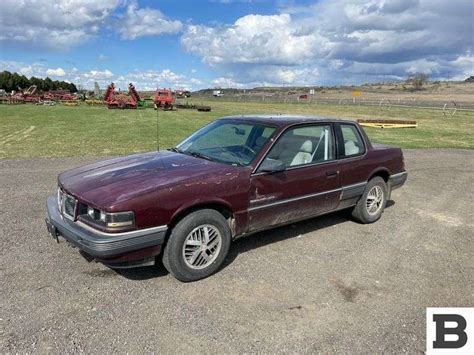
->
[326,170,339,178]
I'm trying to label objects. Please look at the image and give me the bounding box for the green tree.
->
[408,73,429,90]
[0,71,78,93]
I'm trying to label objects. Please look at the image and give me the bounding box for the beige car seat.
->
[291,140,313,166]
[345,140,360,155]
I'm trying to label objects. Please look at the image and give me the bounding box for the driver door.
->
[247,123,341,232]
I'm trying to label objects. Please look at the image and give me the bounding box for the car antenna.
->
[156,100,160,151]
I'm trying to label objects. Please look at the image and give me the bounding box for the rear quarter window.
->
[340,124,365,157]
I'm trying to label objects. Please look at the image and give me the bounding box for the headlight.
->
[79,206,135,230]
[102,211,135,228]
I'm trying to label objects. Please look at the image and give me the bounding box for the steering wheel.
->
[241,145,257,156]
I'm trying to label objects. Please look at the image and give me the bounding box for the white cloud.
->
[182,14,326,66]
[120,69,197,90]
[0,0,121,49]
[19,66,34,76]
[182,0,474,86]
[213,77,244,88]
[84,70,114,79]
[46,68,66,77]
[449,54,474,80]
[0,1,182,49]
[118,3,183,40]
[1,61,46,77]
[0,61,203,91]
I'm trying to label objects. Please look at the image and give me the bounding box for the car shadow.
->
[118,200,395,281]
[115,260,169,280]
[225,200,395,269]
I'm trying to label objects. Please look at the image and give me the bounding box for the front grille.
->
[58,188,77,220]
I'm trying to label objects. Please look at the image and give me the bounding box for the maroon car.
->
[45,115,407,281]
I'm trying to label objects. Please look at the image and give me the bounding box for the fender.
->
[367,167,391,182]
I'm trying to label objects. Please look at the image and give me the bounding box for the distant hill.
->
[192,80,474,96]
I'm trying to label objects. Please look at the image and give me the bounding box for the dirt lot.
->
[0,150,472,353]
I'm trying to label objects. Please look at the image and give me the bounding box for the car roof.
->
[219,114,355,127]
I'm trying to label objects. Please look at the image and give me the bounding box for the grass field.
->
[1,100,473,158]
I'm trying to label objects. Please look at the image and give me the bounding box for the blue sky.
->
[0,0,472,90]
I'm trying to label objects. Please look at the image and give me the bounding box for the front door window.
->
[261,124,334,169]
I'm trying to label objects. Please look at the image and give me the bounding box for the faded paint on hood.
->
[59,150,245,210]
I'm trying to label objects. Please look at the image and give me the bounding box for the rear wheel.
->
[351,176,387,224]
[162,209,231,282]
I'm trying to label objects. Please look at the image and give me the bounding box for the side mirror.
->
[258,159,286,173]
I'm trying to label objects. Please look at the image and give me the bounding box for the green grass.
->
[0,100,473,158]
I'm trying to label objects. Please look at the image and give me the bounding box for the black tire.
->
[162,209,231,282]
[351,176,388,224]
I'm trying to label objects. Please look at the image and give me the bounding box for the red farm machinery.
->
[43,90,77,102]
[154,88,175,110]
[10,85,41,104]
[104,83,141,109]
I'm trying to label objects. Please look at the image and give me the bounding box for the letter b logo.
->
[427,308,473,354]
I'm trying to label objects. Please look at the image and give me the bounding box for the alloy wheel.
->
[366,185,384,216]
[182,224,222,270]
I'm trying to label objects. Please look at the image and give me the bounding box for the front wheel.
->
[162,209,231,282]
[351,176,388,224]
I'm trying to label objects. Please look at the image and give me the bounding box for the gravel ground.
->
[1,149,473,353]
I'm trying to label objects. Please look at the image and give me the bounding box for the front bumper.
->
[45,196,167,263]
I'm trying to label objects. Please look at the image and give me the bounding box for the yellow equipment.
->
[357,119,417,129]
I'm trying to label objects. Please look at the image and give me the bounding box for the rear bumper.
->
[45,196,167,266]
[389,171,408,191]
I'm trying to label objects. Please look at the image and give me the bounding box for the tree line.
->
[0,71,78,93]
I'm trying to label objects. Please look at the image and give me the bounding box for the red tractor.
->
[154,88,174,110]
[104,83,140,109]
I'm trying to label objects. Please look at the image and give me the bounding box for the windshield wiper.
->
[168,147,183,154]
[170,147,213,162]
[187,151,214,162]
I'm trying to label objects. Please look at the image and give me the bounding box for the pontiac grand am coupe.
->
[45,115,407,281]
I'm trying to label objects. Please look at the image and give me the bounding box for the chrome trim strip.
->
[340,181,367,200]
[390,171,407,179]
[249,196,277,204]
[249,181,369,212]
[342,181,367,190]
[248,187,342,212]
[76,221,168,238]
[237,202,359,240]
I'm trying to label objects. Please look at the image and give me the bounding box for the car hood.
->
[59,150,242,209]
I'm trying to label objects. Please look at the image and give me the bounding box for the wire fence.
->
[192,95,474,116]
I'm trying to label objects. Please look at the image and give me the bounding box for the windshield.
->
[176,120,276,166]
